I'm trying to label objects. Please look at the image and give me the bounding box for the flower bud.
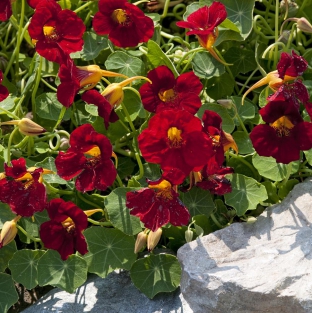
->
[185,229,193,243]
[217,99,233,109]
[297,17,312,33]
[147,228,162,251]
[134,231,148,253]
[0,118,46,136]
[0,216,21,248]
[60,137,70,150]
[246,216,257,224]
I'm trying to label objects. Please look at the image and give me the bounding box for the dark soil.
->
[8,284,54,313]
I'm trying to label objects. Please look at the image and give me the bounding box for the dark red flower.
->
[81,90,119,129]
[139,66,203,115]
[138,110,213,178]
[277,50,308,79]
[27,0,58,9]
[126,178,190,231]
[0,158,47,217]
[176,2,226,51]
[0,70,9,102]
[202,110,238,165]
[28,0,85,63]
[250,100,312,164]
[55,124,117,192]
[93,0,154,48]
[196,157,233,195]
[0,0,12,21]
[39,198,88,260]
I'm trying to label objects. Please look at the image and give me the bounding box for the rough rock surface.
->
[177,178,312,313]
[22,270,192,313]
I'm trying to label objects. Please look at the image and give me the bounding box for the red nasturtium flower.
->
[27,0,58,9]
[139,65,203,115]
[138,110,213,178]
[39,198,88,260]
[0,70,9,102]
[0,0,12,21]
[202,110,238,165]
[176,2,227,63]
[57,57,126,108]
[242,51,308,104]
[93,0,154,48]
[0,158,48,217]
[55,124,117,192]
[126,178,190,231]
[196,157,234,195]
[250,100,312,164]
[28,0,85,63]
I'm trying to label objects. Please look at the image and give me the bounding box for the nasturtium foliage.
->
[0,273,18,313]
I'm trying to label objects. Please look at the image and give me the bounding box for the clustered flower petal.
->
[55,124,117,192]
[126,178,190,231]
[28,0,85,63]
[139,66,203,115]
[39,198,88,260]
[93,0,154,48]
[0,158,47,217]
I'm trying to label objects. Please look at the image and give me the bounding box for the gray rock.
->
[22,270,193,313]
[177,178,312,313]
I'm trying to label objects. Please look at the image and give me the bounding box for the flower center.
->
[197,32,216,50]
[111,9,129,25]
[167,127,183,148]
[149,180,173,201]
[61,217,76,234]
[84,146,101,168]
[43,25,59,42]
[158,89,176,102]
[270,116,294,137]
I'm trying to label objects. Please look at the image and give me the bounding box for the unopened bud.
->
[246,216,257,224]
[217,99,233,109]
[60,137,70,150]
[0,118,46,136]
[134,231,148,253]
[147,228,162,251]
[0,216,21,248]
[297,17,312,33]
[185,229,193,243]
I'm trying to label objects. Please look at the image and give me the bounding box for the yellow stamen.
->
[111,9,128,24]
[149,179,173,200]
[167,127,183,148]
[85,146,101,157]
[158,89,176,102]
[270,116,294,137]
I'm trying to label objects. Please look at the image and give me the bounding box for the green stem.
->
[134,152,144,180]
[16,224,42,243]
[53,106,67,130]
[177,47,205,71]
[0,107,20,120]
[7,127,19,164]
[161,0,171,18]
[74,1,93,13]
[87,218,112,227]
[45,183,75,195]
[77,192,101,208]
[40,78,57,92]
[32,56,43,120]
[281,162,292,186]
[210,212,225,229]
[116,174,124,187]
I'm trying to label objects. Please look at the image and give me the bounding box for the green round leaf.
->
[231,96,255,123]
[147,40,179,77]
[224,173,267,216]
[35,93,71,121]
[105,51,145,82]
[137,163,161,186]
[37,250,88,293]
[81,31,108,61]
[252,154,300,181]
[0,273,18,313]
[9,249,45,289]
[192,51,225,78]
[130,254,181,299]
[83,227,137,278]
[116,89,143,122]
[232,131,254,154]
[206,72,235,100]
[179,187,215,218]
[0,241,17,273]
[228,155,259,180]
[104,187,142,235]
